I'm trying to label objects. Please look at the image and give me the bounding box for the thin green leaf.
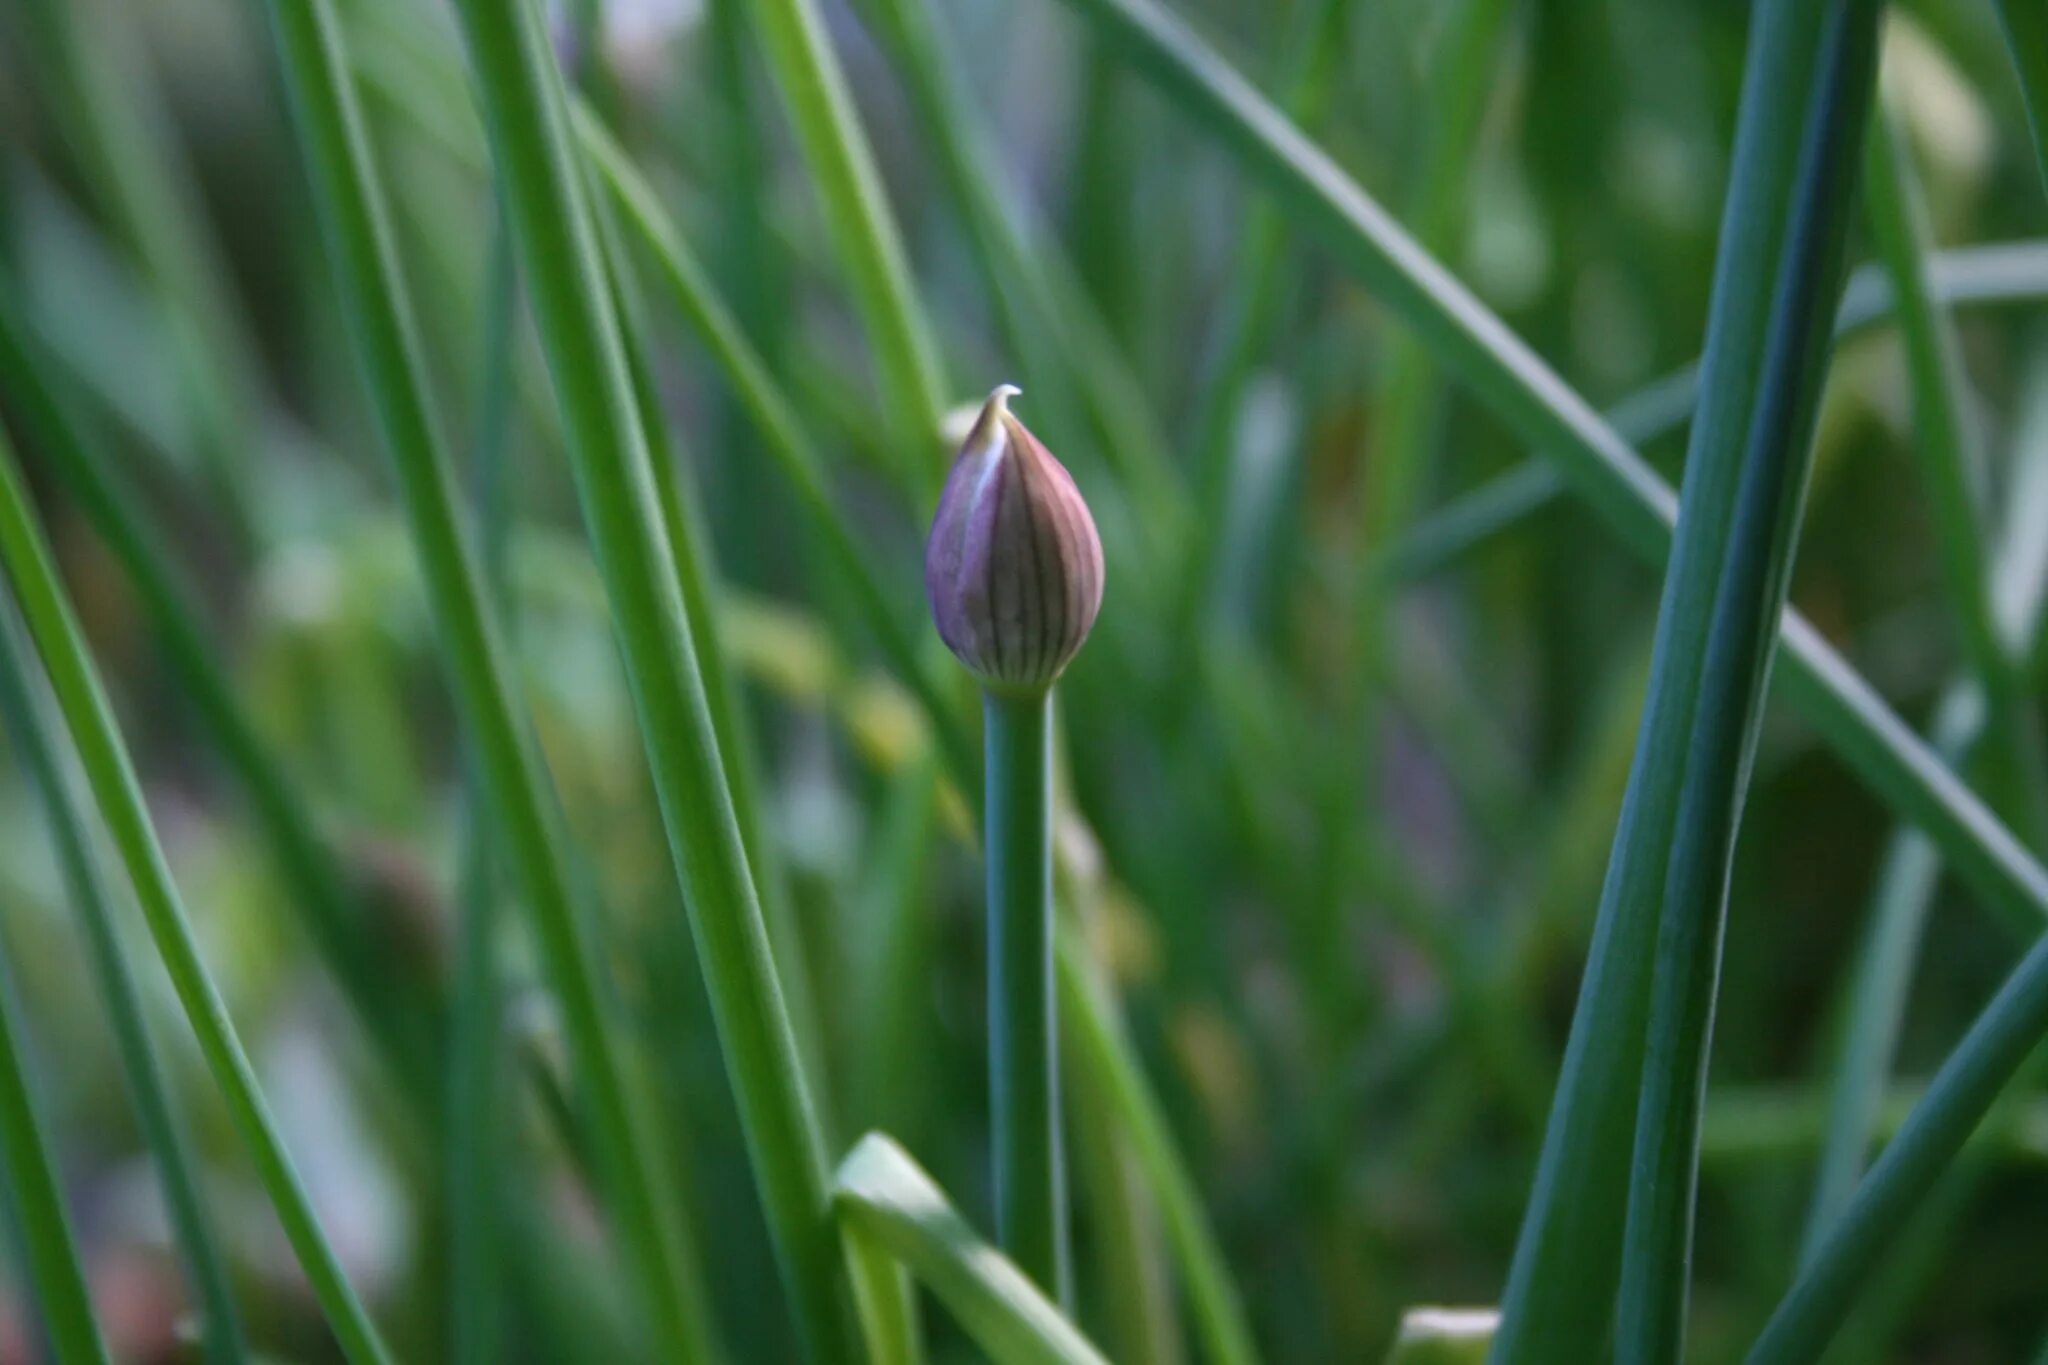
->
[833,1133,1111,1365]
[1387,241,2048,581]
[1748,929,2048,1361]
[0,428,391,1364]
[1616,8,1880,1356]
[0,603,246,1365]
[251,0,719,1357]
[1862,98,2048,847]
[1056,932,1259,1365]
[440,0,859,1358]
[738,0,949,486]
[1993,0,2048,197]
[0,286,439,1110]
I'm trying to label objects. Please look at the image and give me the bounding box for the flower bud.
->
[925,386,1104,694]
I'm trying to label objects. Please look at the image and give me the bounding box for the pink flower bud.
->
[924,386,1104,694]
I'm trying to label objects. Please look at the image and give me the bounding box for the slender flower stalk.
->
[927,386,1105,1302]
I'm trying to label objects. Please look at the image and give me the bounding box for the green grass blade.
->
[447,207,518,1365]
[0,429,392,1364]
[0,923,109,1365]
[1993,0,2048,197]
[251,0,721,1357]
[833,1133,1111,1365]
[575,116,977,785]
[1043,0,2048,951]
[1492,1,1846,1349]
[0,286,439,1106]
[1747,929,2048,1362]
[1056,932,1259,1365]
[11,0,261,546]
[1615,10,1879,1355]
[1862,99,2048,846]
[441,0,859,1357]
[0,604,247,1365]
[738,0,949,486]
[1389,242,2048,580]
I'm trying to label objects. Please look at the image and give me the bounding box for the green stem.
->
[0,605,246,1365]
[251,0,718,1357]
[1993,0,2048,198]
[0,842,110,1365]
[0,432,392,1365]
[985,689,1069,1304]
[439,0,856,1359]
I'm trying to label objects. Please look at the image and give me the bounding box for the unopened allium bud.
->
[925,386,1104,694]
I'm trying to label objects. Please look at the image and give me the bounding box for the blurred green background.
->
[1,0,2046,1359]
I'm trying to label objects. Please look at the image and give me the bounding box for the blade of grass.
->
[9,0,261,547]
[1056,931,1259,1365]
[572,113,976,785]
[0,602,247,1365]
[833,1133,1111,1365]
[0,285,441,1107]
[1493,1,1844,1349]
[1993,0,2048,197]
[447,205,518,1365]
[1387,241,2048,581]
[1747,928,2048,1362]
[592,188,834,1126]
[738,0,949,488]
[1041,0,2048,953]
[0,920,109,1365]
[251,0,721,1357]
[1862,97,2048,848]
[1616,10,1879,1356]
[850,0,1189,575]
[441,0,866,1358]
[0,428,393,1363]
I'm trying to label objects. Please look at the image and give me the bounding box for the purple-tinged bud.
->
[925,386,1105,695]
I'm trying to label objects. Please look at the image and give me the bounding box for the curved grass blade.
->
[9,0,260,544]
[1615,10,1880,1356]
[0,604,247,1365]
[0,432,392,1364]
[1041,0,2048,954]
[250,0,720,1357]
[1387,241,2048,581]
[0,944,108,1365]
[1862,99,2048,847]
[834,1133,1111,1365]
[1993,0,2048,197]
[739,0,949,486]
[441,0,863,1357]
[0,287,439,1109]
[1492,1,1849,1349]
[1747,928,2048,1362]
[1056,932,1258,1365]
[447,207,518,1365]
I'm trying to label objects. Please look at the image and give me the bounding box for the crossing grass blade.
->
[834,1134,1112,1365]
[1993,0,2048,197]
[250,0,722,1356]
[439,0,872,1356]
[1041,0,2048,953]
[1383,241,2048,582]
[1862,99,2048,848]
[1614,8,1880,1356]
[738,0,950,488]
[0,428,393,1365]
[1748,927,2048,1362]
[0,602,247,1365]
[0,285,440,1109]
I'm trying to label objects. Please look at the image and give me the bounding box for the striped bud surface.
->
[925,386,1105,694]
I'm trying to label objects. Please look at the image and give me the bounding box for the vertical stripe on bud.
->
[925,386,1105,694]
